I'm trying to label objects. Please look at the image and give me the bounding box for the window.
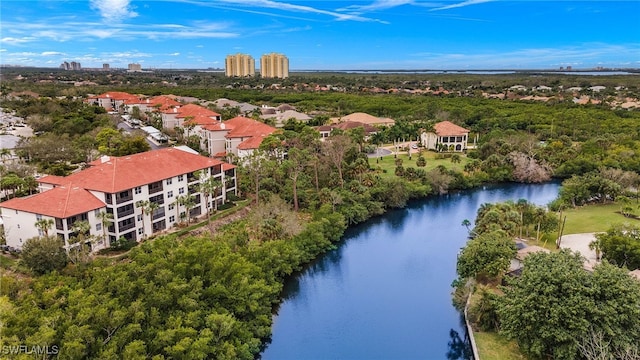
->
[94,209,101,217]
[166,178,173,185]
[138,228,144,235]
[36,214,42,220]
[17,224,20,229]
[178,175,184,182]
[137,214,143,221]
[135,186,142,194]
[38,229,43,236]
[179,187,185,194]
[168,204,175,211]
[96,223,102,231]
[169,215,175,223]
[167,190,173,198]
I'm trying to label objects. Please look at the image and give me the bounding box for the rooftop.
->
[434,121,470,136]
[1,185,105,218]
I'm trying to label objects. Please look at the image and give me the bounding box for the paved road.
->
[117,121,161,150]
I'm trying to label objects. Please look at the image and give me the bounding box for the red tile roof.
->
[434,121,469,136]
[139,95,182,111]
[69,148,228,193]
[163,103,220,119]
[204,116,277,150]
[0,186,105,218]
[38,175,68,186]
[91,91,141,102]
[184,115,219,126]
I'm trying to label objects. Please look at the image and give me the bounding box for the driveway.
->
[559,233,600,267]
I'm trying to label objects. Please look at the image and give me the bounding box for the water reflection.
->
[263,182,560,360]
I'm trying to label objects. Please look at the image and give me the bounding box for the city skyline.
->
[1,0,639,70]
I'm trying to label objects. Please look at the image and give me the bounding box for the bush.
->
[20,236,68,275]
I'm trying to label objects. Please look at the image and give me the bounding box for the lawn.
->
[560,201,640,235]
[474,331,527,360]
[371,150,470,179]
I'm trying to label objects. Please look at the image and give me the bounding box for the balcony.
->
[115,191,133,204]
[116,204,135,218]
[118,219,135,232]
[152,207,165,221]
[148,181,163,195]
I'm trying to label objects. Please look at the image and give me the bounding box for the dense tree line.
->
[454,202,640,360]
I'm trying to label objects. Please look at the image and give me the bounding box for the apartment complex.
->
[0,148,237,251]
[225,53,255,77]
[128,63,142,72]
[60,61,81,70]
[260,53,289,79]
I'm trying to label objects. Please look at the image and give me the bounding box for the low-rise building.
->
[0,148,237,251]
[421,121,470,152]
[200,116,277,159]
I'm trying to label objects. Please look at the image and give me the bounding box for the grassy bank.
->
[561,201,640,235]
[372,150,470,179]
[474,331,527,360]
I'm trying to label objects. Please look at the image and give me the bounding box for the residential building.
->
[200,116,276,159]
[0,148,237,251]
[103,63,110,71]
[421,121,470,152]
[225,53,255,77]
[60,61,82,70]
[128,63,142,72]
[260,53,289,79]
[161,103,221,130]
[317,121,378,141]
[334,112,395,127]
[86,91,142,113]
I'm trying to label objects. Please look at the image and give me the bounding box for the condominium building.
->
[128,63,142,72]
[225,53,255,77]
[260,53,289,79]
[0,148,237,251]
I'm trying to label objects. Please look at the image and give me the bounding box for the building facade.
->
[225,54,255,77]
[0,148,237,251]
[260,53,289,79]
[421,121,470,152]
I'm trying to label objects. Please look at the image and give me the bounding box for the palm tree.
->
[199,176,222,222]
[136,200,158,238]
[182,195,196,223]
[69,220,92,263]
[461,219,472,234]
[34,218,54,237]
[96,211,114,246]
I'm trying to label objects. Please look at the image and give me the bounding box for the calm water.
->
[261,182,561,360]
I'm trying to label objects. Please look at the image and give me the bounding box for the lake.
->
[261,182,561,360]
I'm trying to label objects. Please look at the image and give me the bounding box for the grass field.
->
[371,150,470,179]
[561,201,640,235]
[474,331,527,360]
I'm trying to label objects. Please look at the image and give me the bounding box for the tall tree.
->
[322,134,353,189]
[34,218,54,237]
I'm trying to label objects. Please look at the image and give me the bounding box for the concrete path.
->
[559,233,600,268]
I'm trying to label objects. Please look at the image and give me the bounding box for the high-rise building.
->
[260,53,289,79]
[103,63,110,71]
[60,61,81,70]
[225,54,255,77]
[128,63,142,72]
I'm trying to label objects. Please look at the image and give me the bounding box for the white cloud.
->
[89,0,138,22]
[430,0,492,11]
[41,51,65,56]
[1,37,36,45]
[169,52,180,56]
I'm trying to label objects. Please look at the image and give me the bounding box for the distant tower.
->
[225,54,255,77]
[260,53,289,79]
[103,63,110,71]
[128,63,142,72]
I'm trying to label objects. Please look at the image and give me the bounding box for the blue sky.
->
[1,0,639,70]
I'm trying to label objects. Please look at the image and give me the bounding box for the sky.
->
[1,0,639,70]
